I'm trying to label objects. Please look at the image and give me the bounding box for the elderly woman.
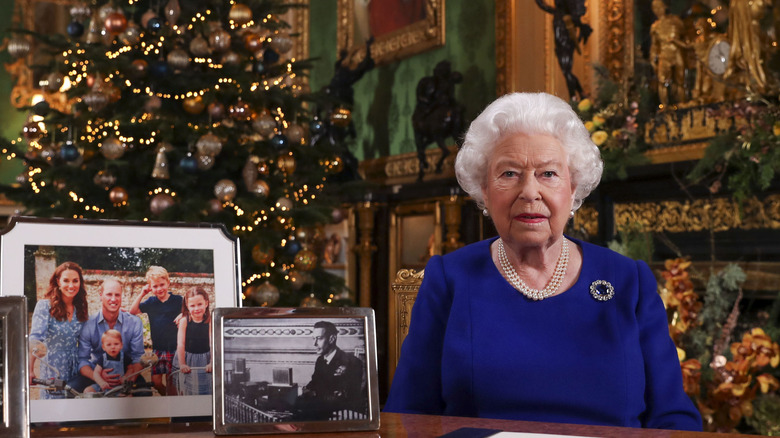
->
[384,93,702,430]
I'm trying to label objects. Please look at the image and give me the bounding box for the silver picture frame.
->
[0,216,241,424]
[213,307,380,435]
[1,296,29,438]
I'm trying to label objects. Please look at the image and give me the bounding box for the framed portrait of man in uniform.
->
[213,307,379,435]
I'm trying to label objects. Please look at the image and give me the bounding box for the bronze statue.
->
[535,0,593,100]
[650,0,686,106]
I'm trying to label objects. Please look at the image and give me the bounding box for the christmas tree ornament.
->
[329,107,352,128]
[179,153,198,173]
[60,140,80,162]
[251,243,274,265]
[150,59,171,78]
[196,152,215,170]
[40,146,56,162]
[229,100,253,121]
[6,37,31,58]
[100,137,125,160]
[229,3,253,26]
[147,17,163,33]
[22,122,44,141]
[67,21,85,38]
[189,35,211,56]
[331,207,345,224]
[15,172,27,186]
[166,49,190,71]
[145,95,162,112]
[129,59,149,78]
[32,101,51,117]
[214,179,238,202]
[294,249,318,271]
[207,102,226,120]
[121,23,141,46]
[83,88,109,112]
[252,110,276,136]
[270,133,288,150]
[105,84,121,103]
[257,160,270,176]
[329,156,344,173]
[97,3,119,22]
[85,11,103,45]
[250,179,270,197]
[221,51,241,67]
[276,154,296,174]
[300,293,322,308]
[269,32,293,54]
[207,198,223,214]
[275,196,293,212]
[288,270,308,291]
[69,2,91,22]
[151,145,170,179]
[252,281,280,307]
[93,169,117,188]
[242,155,259,188]
[284,239,302,256]
[109,186,128,204]
[285,123,306,145]
[262,48,280,65]
[209,29,232,53]
[45,72,65,92]
[196,132,223,156]
[310,118,326,135]
[243,32,264,52]
[105,12,128,35]
[150,193,175,214]
[164,0,182,25]
[183,95,206,114]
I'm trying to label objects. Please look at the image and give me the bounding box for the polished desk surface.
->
[31,413,756,438]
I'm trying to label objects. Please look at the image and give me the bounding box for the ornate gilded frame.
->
[336,0,445,65]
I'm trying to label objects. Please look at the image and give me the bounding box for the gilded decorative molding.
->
[644,105,738,147]
[615,195,780,233]
[358,145,457,186]
[392,269,423,338]
[602,0,631,83]
[495,0,511,96]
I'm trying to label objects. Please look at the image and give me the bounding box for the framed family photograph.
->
[213,307,379,435]
[1,296,29,438]
[0,216,240,424]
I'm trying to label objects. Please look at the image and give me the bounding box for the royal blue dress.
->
[30,299,84,399]
[384,237,702,431]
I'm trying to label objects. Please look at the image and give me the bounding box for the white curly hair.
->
[454,92,603,211]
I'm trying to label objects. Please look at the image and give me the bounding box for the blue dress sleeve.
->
[384,255,452,414]
[635,260,703,431]
[30,300,51,342]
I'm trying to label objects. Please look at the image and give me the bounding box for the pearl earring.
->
[482,208,489,217]
[569,210,575,218]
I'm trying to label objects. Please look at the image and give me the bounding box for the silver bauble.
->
[7,37,31,58]
[214,179,238,202]
[209,29,232,53]
[100,137,125,160]
[251,111,276,137]
[189,35,211,57]
[269,33,293,54]
[196,152,215,170]
[121,23,142,46]
[166,49,190,71]
[252,282,280,307]
[196,133,223,156]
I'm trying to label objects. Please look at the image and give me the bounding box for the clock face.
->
[708,40,730,75]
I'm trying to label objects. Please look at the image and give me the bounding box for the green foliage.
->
[746,394,780,436]
[607,222,654,263]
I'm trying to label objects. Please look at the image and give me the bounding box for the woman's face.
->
[482,132,575,250]
[58,269,81,301]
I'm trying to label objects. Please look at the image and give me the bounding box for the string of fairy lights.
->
[2,0,349,304]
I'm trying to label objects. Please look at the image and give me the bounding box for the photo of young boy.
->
[129,266,184,396]
[84,329,131,394]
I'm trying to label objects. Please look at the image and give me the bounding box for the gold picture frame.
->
[336,0,445,66]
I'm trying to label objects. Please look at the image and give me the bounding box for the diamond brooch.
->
[589,280,614,301]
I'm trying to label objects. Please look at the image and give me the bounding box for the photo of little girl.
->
[172,286,212,395]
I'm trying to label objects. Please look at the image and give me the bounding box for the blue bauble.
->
[270,134,288,150]
[284,240,302,256]
[150,60,170,77]
[60,141,80,162]
[310,119,325,135]
[67,21,84,38]
[179,154,198,173]
[147,17,163,33]
[263,48,280,65]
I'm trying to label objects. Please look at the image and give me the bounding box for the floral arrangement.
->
[571,66,649,180]
[686,98,780,203]
[661,258,780,434]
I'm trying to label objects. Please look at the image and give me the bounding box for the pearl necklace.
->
[497,238,569,301]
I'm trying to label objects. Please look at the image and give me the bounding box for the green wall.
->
[309,0,496,160]
[0,0,27,184]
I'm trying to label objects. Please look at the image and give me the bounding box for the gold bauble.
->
[100,137,125,160]
[150,193,175,214]
[183,95,205,114]
[229,4,253,26]
[250,179,270,197]
[196,132,223,156]
[104,12,128,35]
[189,35,211,56]
[276,154,296,174]
[251,243,274,265]
[214,179,238,202]
[109,186,128,204]
[166,49,190,70]
[294,249,318,271]
[209,29,232,53]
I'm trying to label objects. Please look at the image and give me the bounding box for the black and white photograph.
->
[213,307,379,435]
[0,217,240,423]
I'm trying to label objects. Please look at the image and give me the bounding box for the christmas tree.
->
[1,0,354,307]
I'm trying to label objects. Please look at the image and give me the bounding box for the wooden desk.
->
[31,413,753,438]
